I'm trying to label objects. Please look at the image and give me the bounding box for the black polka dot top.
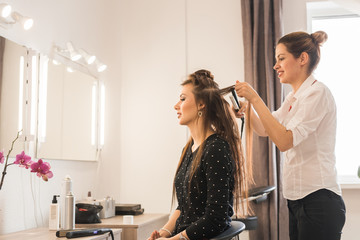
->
[174,134,235,240]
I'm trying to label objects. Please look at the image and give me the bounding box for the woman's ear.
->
[198,102,205,110]
[299,52,309,66]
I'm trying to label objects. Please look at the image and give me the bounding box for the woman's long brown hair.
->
[173,69,252,216]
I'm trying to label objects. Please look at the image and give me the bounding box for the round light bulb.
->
[0,4,11,18]
[97,64,107,72]
[23,18,34,30]
[70,53,81,61]
[87,55,96,65]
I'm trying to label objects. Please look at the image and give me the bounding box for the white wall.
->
[0,0,244,234]
[115,0,187,213]
[116,0,244,213]
[282,1,360,240]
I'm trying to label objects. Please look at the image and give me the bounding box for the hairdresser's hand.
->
[233,101,247,119]
[235,80,260,104]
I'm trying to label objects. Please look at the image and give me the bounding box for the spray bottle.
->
[63,191,75,230]
[60,175,72,229]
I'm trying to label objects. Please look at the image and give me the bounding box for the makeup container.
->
[49,195,60,230]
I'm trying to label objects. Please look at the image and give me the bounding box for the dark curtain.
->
[240,1,288,240]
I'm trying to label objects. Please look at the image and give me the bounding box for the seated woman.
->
[148,69,251,240]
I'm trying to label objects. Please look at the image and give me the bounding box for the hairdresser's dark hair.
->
[173,69,251,216]
[277,31,328,74]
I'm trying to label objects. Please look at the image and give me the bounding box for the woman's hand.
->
[147,230,172,240]
[147,230,161,240]
[235,80,259,103]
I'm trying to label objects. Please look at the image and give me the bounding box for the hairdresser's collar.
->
[292,75,316,99]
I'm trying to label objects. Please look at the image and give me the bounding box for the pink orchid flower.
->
[30,159,53,181]
[0,151,4,164]
[14,151,33,169]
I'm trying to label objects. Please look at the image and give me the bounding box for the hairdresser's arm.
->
[148,210,180,239]
[235,81,293,152]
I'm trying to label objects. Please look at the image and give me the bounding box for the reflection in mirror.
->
[36,55,99,161]
[0,37,28,156]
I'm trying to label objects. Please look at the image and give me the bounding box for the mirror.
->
[0,37,28,155]
[0,36,100,161]
[36,55,99,161]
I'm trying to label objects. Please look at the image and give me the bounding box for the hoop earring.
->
[198,111,202,117]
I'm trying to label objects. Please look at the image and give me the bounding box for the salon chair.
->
[247,185,276,204]
[233,185,276,239]
[209,221,246,240]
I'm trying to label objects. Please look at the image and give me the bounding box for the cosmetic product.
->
[86,191,94,202]
[49,195,60,230]
[123,215,134,224]
[63,191,75,230]
[99,196,115,219]
[60,175,72,229]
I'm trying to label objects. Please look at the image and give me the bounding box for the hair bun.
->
[195,69,214,80]
[311,31,328,46]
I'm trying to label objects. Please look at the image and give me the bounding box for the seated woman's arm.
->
[148,210,181,240]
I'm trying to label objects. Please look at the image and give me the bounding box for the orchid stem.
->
[0,130,22,190]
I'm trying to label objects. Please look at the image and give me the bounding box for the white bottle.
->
[49,195,60,230]
[60,175,72,229]
[86,191,94,202]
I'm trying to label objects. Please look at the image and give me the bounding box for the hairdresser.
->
[235,31,346,240]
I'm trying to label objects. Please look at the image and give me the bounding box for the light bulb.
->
[23,18,33,30]
[11,12,33,30]
[70,52,81,61]
[66,42,81,61]
[0,3,11,18]
[87,55,96,65]
[79,49,96,65]
[97,63,107,72]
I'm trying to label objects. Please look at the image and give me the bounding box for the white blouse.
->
[273,75,341,200]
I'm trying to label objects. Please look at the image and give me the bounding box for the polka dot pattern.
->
[174,134,235,239]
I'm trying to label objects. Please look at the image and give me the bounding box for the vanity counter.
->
[76,213,169,240]
[0,228,121,240]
